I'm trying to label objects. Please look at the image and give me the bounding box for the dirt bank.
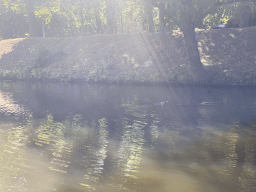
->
[0,27,256,85]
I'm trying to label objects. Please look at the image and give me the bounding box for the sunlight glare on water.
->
[0,81,256,192]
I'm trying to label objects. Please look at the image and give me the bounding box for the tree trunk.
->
[194,7,204,29]
[180,0,209,83]
[25,0,41,37]
[42,18,45,37]
[238,2,250,28]
[159,3,165,33]
[105,0,117,34]
[80,5,84,36]
[144,1,155,33]
[120,14,123,33]
[95,8,102,34]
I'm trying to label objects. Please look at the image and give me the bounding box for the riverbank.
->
[0,27,256,85]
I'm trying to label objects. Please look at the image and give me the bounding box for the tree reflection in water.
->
[0,82,256,191]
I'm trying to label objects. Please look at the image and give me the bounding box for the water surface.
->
[0,81,256,192]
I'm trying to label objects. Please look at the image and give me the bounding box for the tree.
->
[105,0,117,33]
[25,0,42,37]
[150,0,167,32]
[1,0,51,37]
[163,0,210,82]
[143,0,155,32]
[237,1,250,27]
[158,2,166,32]
[203,0,256,28]
[163,0,255,82]
[116,0,148,33]
[93,0,103,34]
[0,1,28,39]
[179,0,209,82]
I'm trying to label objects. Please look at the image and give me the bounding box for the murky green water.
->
[0,81,256,192]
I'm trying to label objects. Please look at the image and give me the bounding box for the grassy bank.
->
[0,27,256,85]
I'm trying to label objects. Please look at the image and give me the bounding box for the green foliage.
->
[203,2,237,27]
[0,3,28,39]
[120,0,146,33]
[0,0,255,38]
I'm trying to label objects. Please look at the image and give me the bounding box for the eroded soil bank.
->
[0,27,256,85]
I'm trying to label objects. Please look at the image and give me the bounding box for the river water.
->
[0,81,256,192]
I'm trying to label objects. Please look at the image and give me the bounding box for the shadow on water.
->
[0,81,256,191]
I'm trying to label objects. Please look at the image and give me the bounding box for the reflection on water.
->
[0,81,256,192]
